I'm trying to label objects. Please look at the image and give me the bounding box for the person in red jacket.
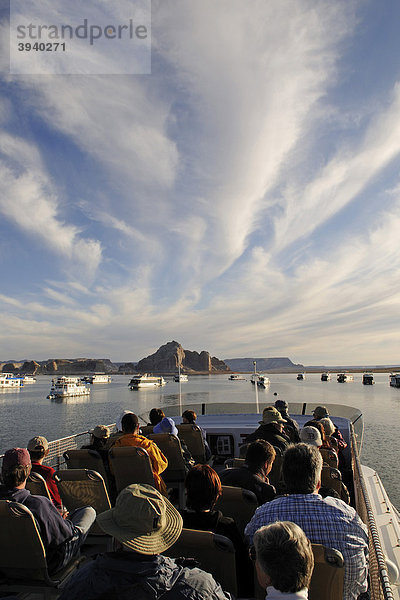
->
[27,435,63,511]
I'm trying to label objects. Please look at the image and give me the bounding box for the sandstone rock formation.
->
[136,341,231,374]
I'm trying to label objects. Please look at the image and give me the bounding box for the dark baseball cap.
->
[2,448,31,470]
[275,399,288,411]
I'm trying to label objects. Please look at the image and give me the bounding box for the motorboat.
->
[362,373,374,385]
[257,375,270,388]
[321,372,331,381]
[389,373,400,388]
[229,374,246,381]
[174,365,188,383]
[129,374,166,389]
[22,375,36,384]
[47,376,90,399]
[337,373,354,383]
[81,374,111,384]
[297,373,305,380]
[0,373,23,388]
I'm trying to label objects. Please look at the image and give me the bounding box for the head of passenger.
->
[185,464,222,511]
[253,521,314,593]
[318,417,335,438]
[116,410,134,432]
[304,420,326,444]
[121,413,140,434]
[182,410,197,424]
[97,483,182,554]
[312,406,329,421]
[1,448,31,488]
[89,425,110,449]
[259,406,286,433]
[245,439,276,477]
[149,408,165,427]
[274,399,289,416]
[300,426,322,448]
[27,435,49,462]
[282,443,323,495]
[153,417,178,437]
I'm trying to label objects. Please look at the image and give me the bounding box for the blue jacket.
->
[59,551,232,600]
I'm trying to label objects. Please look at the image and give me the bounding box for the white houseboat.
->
[0,373,23,388]
[47,376,91,399]
[362,372,375,385]
[81,374,112,384]
[337,373,354,383]
[229,374,246,381]
[22,375,36,384]
[257,375,270,388]
[297,373,305,380]
[129,374,166,389]
[389,373,400,388]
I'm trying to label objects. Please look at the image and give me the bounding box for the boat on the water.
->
[297,373,305,380]
[389,373,400,388]
[257,375,270,388]
[47,376,90,399]
[0,373,23,388]
[22,375,36,384]
[337,373,354,383]
[229,374,246,381]
[174,365,188,383]
[81,374,112,384]
[362,372,374,385]
[129,374,166,389]
[321,372,331,381]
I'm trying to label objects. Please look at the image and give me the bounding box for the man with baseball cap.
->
[244,407,290,454]
[0,447,96,573]
[27,435,63,510]
[59,483,231,600]
[274,399,301,443]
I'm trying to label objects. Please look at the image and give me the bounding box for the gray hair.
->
[282,443,323,494]
[318,417,335,437]
[254,521,314,593]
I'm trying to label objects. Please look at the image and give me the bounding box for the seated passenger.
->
[245,443,368,600]
[274,399,301,442]
[81,424,110,459]
[219,440,276,505]
[153,416,195,472]
[244,407,290,454]
[299,425,322,448]
[27,435,62,510]
[181,409,212,461]
[111,413,168,494]
[312,406,347,450]
[58,483,231,600]
[180,464,251,597]
[148,407,165,426]
[0,448,96,574]
[105,409,133,449]
[318,417,339,449]
[253,521,314,600]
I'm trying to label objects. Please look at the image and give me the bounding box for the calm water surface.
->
[1,373,399,506]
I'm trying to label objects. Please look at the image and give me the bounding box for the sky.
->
[1,0,400,365]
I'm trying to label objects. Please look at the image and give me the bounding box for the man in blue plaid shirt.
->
[245,444,368,600]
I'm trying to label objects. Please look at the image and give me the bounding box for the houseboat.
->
[81,374,112,384]
[0,373,23,388]
[362,373,374,385]
[389,373,400,388]
[47,376,91,399]
[129,374,166,389]
[321,372,331,381]
[229,374,246,381]
[337,373,354,383]
[297,373,305,380]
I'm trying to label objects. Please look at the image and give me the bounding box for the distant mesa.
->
[0,358,117,376]
[135,341,231,374]
[224,357,305,373]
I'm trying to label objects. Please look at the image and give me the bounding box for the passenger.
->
[0,448,96,574]
[219,440,276,505]
[81,424,110,458]
[299,425,322,447]
[245,443,368,600]
[153,416,195,472]
[252,521,314,600]
[181,409,212,461]
[27,435,63,510]
[111,413,168,495]
[312,406,347,450]
[58,483,231,600]
[180,464,252,597]
[274,399,301,443]
[148,407,165,426]
[105,409,133,449]
[303,420,331,449]
[318,417,338,449]
[244,407,290,454]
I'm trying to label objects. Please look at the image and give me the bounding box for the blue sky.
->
[1,0,400,364]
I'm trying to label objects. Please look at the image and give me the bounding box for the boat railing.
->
[351,423,394,600]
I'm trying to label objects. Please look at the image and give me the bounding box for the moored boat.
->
[362,372,374,385]
[229,374,245,381]
[174,365,188,383]
[47,376,90,399]
[297,373,305,380]
[321,372,331,381]
[129,374,166,389]
[81,374,112,384]
[389,373,400,388]
[337,373,354,383]
[0,373,23,388]
[22,375,36,384]
[257,375,270,388]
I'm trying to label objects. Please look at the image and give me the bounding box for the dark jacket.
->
[280,413,301,443]
[0,486,79,572]
[219,466,276,505]
[30,461,63,509]
[244,423,290,454]
[58,551,231,600]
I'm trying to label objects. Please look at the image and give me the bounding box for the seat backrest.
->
[164,528,237,596]
[140,425,154,437]
[309,544,344,600]
[224,457,245,469]
[0,500,48,581]
[216,486,258,538]
[147,434,186,481]
[26,472,52,502]
[176,424,206,463]
[63,449,109,488]
[108,446,156,493]
[320,447,339,469]
[54,469,111,535]
[321,466,350,504]
[268,451,283,491]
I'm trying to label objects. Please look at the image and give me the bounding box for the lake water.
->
[1,372,399,507]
